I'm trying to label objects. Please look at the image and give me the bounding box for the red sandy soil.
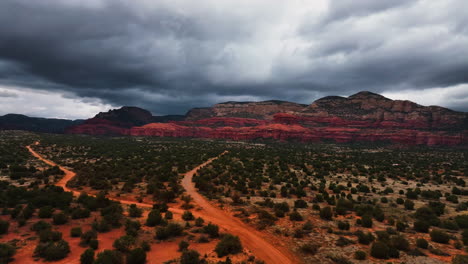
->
[26,143,300,264]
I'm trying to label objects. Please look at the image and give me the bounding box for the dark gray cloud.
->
[0,0,467,118]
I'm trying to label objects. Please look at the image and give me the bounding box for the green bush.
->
[52,212,68,225]
[0,220,9,235]
[31,220,51,232]
[145,210,163,227]
[215,234,243,257]
[289,211,303,221]
[461,229,468,245]
[180,250,201,264]
[113,235,135,252]
[80,230,97,247]
[0,243,16,264]
[390,235,409,251]
[455,215,468,229]
[179,240,189,251]
[430,229,450,244]
[127,248,146,264]
[354,250,367,260]
[34,239,70,261]
[128,204,142,218]
[355,230,375,245]
[70,227,82,237]
[94,249,123,264]
[416,238,428,249]
[320,207,333,220]
[203,223,219,238]
[370,241,389,259]
[337,221,350,230]
[80,248,94,264]
[182,211,195,221]
[155,223,183,240]
[38,206,54,218]
[294,199,308,208]
[361,215,373,228]
[414,220,430,233]
[453,254,468,264]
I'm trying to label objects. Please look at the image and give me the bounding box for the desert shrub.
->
[404,200,414,210]
[415,206,440,226]
[89,239,99,250]
[390,235,409,251]
[145,210,163,227]
[320,206,333,220]
[180,250,201,264]
[39,230,62,242]
[361,215,373,228]
[461,229,468,245]
[336,236,354,247]
[141,241,151,252]
[34,239,70,261]
[356,231,375,245]
[294,199,307,208]
[52,212,68,225]
[300,243,320,255]
[124,219,141,237]
[203,223,219,238]
[354,250,367,260]
[430,229,450,244]
[127,248,146,264]
[302,221,313,231]
[289,211,303,221]
[179,240,189,251]
[71,207,90,219]
[70,227,82,237]
[441,220,459,231]
[453,254,468,264]
[92,219,110,233]
[38,206,54,218]
[94,250,123,264]
[396,221,406,232]
[195,217,204,227]
[455,215,468,228]
[215,234,243,257]
[0,220,9,235]
[31,220,51,232]
[370,241,389,259]
[80,230,97,247]
[80,248,94,264]
[128,204,142,218]
[113,235,135,252]
[182,211,195,221]
[414,220,430,233]
[0,243,16,264]
[155,223,183,240]
[416,238,428,249]
[165,211,173,219]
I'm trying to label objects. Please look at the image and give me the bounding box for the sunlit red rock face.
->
[66,92,468,146]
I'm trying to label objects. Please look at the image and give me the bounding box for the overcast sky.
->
[1,0,467,119]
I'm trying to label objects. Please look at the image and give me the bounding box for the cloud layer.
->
[0,0,467,118]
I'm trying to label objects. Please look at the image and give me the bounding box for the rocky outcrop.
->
[185,100,307,120]
[65,91,468,146]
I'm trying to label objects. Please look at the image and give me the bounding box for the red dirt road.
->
[27,143,299,264]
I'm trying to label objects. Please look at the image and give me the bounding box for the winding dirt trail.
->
[27,143,299,264]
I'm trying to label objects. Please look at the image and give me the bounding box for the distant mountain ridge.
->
[0,114,83,133]
[2,91,467,145]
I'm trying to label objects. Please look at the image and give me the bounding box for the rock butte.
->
[66,91,468,146]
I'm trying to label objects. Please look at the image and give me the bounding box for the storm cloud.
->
[0,0,467,118]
